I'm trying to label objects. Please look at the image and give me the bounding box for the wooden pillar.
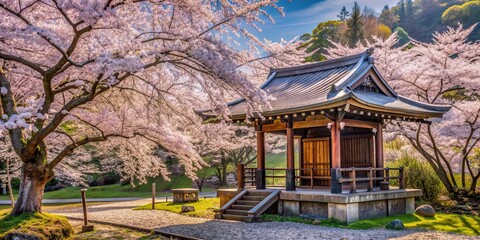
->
[375,122,384,169]
[331,121,341,169]
[330,121,341,193]
[237,164,245,190]
[256,125,266,190]
[375,122,384,185]
[286,121,295,191]
[298,137,304,186]
[298,137,304,169]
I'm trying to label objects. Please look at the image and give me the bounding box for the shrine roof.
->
[197,50,451,120]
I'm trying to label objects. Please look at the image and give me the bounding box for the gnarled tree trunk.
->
[11,161,54,215]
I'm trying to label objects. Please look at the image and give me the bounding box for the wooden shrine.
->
[198,49,451,223]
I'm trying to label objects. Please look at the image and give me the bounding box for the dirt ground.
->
[68,220,171,240]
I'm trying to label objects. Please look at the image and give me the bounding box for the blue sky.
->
[256,0,399,41]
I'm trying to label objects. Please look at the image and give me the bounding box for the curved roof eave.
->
[397,95,452,112]
[227,94,354,120]
[349,95,449,118]
[205,93,450,121]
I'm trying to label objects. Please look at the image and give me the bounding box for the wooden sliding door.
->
[340,135,375,178]
[340,135,375,168]
[301,138,330,186]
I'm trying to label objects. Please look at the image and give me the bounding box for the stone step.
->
[231,204,254,210]
[225,209,248,215]
[222,214,247,221]
[236,200,261,205]
[242,196,266,201]
[247,190,273,196]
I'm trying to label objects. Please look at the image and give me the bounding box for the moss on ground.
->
[135,198,220,218]
[0,211,73,239]
[262,213,480,236]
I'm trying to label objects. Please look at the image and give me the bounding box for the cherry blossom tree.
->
[195,123,285,186]
[0,0,305,215]
[0,139,21,207]
[326,25,480,196]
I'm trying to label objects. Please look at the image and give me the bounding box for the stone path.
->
[48,199,478,240]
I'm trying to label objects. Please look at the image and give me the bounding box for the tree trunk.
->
[10,162,54,215]
[461,157,466,189]
[6,159,15,208]
[470,175,479,193]
[222,165,227,186]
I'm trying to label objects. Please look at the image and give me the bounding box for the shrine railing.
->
[330,167,405,193]
[237,164,405,194]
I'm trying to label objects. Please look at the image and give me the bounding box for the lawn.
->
[0,205,11,211]
[135,198,220,218]
[0,168,216,200]
[262,213,480,236]
[349,213,480,235]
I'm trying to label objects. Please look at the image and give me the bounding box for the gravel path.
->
[48,199,478,240]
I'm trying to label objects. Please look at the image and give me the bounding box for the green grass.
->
[0,208,10,218]
[0,169,216,200]
[262,214,342,227]
[0,205,11,211]
[0,211,73,239]
[135,198,220,218]
[263,213,480,236]
[262,152,301,186]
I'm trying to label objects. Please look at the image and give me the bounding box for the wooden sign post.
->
[80,189,94,232]
[152,183,156,209]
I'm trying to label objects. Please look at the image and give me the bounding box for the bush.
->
[90,172,121,186]
[387,154,444,202]
[0,212,73,240]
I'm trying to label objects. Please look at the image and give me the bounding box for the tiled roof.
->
[198,50,451,120]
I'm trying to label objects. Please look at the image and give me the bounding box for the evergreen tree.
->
[337,6,350,21]
[347,1,364,47]
[379,5,399,29]
[397,0,406,24]
[300,20,344,62]
[406,0,414,20]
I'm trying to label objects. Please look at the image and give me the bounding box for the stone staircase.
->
[215,189,280,222]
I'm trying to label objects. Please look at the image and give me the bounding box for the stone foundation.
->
[277,189,421,223]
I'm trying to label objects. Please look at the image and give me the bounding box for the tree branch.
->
[0,71,25,157]
[0,52,45,74]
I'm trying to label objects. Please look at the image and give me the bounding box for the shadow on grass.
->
[403,213,480,236]
[459,215,480,236]
[347,214,421,230]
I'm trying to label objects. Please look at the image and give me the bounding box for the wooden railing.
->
[331,167,405,193]
[243,166,256,188]
[240,166,331,188]
[237,164,405,194]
